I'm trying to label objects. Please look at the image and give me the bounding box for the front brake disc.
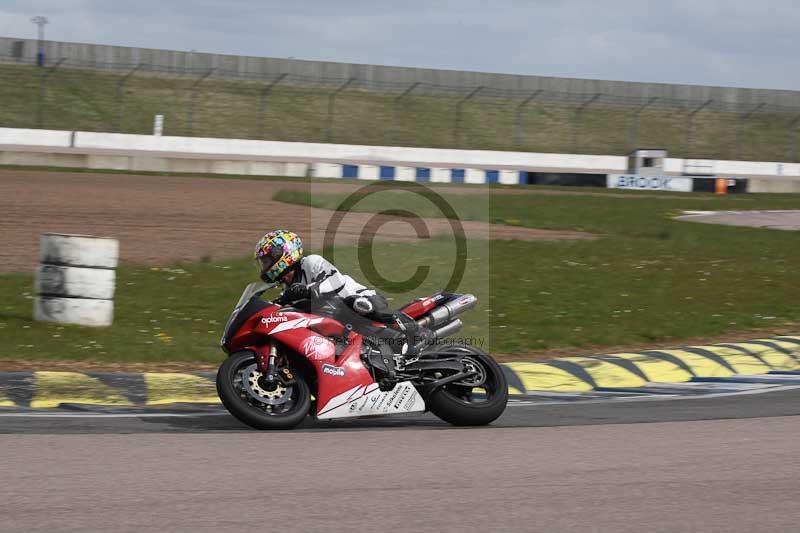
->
[240,364,293,405]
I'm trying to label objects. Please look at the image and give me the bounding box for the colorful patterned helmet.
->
[253,230,304,283]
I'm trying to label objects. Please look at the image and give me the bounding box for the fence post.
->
[388,82,420,144]
[786,114,800,162]
[187,68,215,136]
[572,93,601,151]
[685,98,713,157]
[116,63,143,132]
[453,86,483,146]
[258,73,288,139]
[628,96,658,151]
[326,78,355,143]
[514,90,543,150]
[36,57,65,129]
[736,102,766,159]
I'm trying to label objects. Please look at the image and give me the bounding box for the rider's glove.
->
[280,283,310,303]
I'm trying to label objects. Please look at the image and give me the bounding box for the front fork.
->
[256,340,278,381]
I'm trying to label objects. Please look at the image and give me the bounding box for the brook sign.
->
[607,174,693,192]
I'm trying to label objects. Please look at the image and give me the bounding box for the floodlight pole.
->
[36,57,65,128]
[31,16,49,67]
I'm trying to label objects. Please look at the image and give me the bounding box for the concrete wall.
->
[748,178,800,193]
[2,127,800,192]
[0,127,71,147]
[66,130,631,172]
[3,36,800,108]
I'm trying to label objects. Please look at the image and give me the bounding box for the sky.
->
[1,0,798,90]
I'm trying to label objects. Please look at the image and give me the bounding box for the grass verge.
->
[1,61,798,161]
[1,187,799,364]
[275,187,800,355]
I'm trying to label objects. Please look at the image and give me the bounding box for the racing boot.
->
[391,314,433,370]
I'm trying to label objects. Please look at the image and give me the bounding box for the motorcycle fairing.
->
[316,381,425,420]
[265,310,382,414]
[227,304,389,415]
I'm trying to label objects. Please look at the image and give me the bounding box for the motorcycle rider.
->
[253,229,429,362]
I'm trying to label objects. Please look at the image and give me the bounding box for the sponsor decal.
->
[303,336,333,361]
[270,317,324,334]
[375,392,388,410]
[368,395,380,409]
[403,395,417,410]
[349,394,378,413]
[394,387,411,409]
[607,174,693,192]
[384,387,403,411]
[316,381,424,419]
[322,364,346,377]
[261,315,288,326]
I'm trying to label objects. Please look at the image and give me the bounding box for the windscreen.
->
[219,282,275,349]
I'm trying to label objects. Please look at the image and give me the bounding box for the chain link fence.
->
[3,55,800,161]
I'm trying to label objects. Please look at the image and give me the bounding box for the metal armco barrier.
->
[34,233,119,327]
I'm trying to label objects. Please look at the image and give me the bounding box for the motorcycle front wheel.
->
[426,346,508,426]
[216,351,311,430]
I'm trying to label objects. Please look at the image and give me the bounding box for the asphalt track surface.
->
[2,389,799,532]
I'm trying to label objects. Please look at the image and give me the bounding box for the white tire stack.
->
[34,234,119,327]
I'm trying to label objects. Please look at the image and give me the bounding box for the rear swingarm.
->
[415,369,478,396]
[404,358,465,372]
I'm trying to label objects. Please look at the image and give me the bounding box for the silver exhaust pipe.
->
[417,294,477,329]
[431,318,463,340]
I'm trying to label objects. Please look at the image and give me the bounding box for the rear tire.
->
[427,346,508,426]
[217,351,311,430]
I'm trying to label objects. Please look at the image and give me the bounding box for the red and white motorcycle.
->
[217,282,508,430]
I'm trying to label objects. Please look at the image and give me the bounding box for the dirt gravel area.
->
[676,210,800,230]
[0,169,596,273]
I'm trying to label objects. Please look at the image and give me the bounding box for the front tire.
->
[217,351,311,430]
[427,346,508,426]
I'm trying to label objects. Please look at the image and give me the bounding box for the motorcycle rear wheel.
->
[217,351,311,430]
[426,346,508,426]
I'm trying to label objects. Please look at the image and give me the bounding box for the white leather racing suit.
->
[284,255,424,353]
[295,254,376,300]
